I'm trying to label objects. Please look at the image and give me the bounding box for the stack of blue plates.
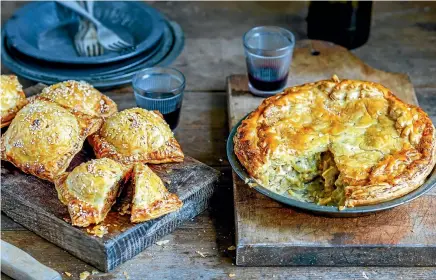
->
[2,1,184,88]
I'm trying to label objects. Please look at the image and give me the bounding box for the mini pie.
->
[234,76,436,208]
[35,80,117,118]
[55,158,132,227]
[1,99,102,181]
[88,108,184,164]
[130,163,183,223]
[1,75,27,128]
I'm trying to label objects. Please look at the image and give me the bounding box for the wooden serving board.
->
[227,40,436,266]
[1,86,220,272]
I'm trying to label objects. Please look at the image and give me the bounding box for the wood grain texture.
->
[227,41,436,267]
[2,1,436,278]
[2,133,219,272]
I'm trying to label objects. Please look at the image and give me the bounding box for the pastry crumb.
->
[229,273,236,277]
[196,251,206,257]
[87,225,108,238]
[156,240,170,246]
[119,203,131,216]
[64,271,72,277]
[227,245,236,251]
[79,271,90,280]
[123,271,129,279]
[91,270,99,275]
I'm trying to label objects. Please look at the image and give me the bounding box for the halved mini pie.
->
[234,76,436,208]
[55,158,132,227]
[88,108,184,164]
[1,99,102,181]
[35,80,117,118]
[130,163,183,223]
[1,75,28,128]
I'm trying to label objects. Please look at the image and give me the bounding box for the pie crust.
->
[35,80,117,118]
[130,163,183,223]
[1,99,102,182]
[88,108,184,164]
[234,76,436,207]
[55,158,132,227]
[1,75,28,128]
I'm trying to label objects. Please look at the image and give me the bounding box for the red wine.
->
[248,67,288,92]
[307,1,372,50]
[163,107,182,130]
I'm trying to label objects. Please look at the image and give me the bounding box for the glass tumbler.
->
[132,67,185,130]
[243,26,295,96]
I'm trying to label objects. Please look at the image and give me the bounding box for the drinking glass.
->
[243,26,295,96]
[132,67,185,130]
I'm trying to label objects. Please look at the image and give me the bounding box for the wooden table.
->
[2,1,436,279]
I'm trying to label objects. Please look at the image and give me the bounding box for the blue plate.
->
[3,23,172,78]
[227,114,436,217]
[5,1,165,64]
[1,21,184,88]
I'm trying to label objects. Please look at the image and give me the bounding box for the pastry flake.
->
[88,108,184,164]
[55,158,132,227]
[0,75,27,128]
[130,163,183,223]
[36,80,117,118]
[234,76,436,208]
[1,99,102,181]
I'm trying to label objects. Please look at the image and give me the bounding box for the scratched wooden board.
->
[227,40,436,266]
[1,86,220,272]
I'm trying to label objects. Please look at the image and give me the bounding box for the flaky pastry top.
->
[234,76,436,207]
[62,158,130,208]
[37,80,117,118]
[89,108,184,164]
[0,75,27,126]
[2,100,80,164]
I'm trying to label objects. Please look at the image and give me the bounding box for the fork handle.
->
[56,1,101,27]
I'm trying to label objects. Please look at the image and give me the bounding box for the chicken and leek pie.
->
[234,76,436,208]
[1,75,27,128]
[55,158,131,227]
[1,99,102,181]
[88,108,184,164]
[130,163,183,223]
[35,80,117,118]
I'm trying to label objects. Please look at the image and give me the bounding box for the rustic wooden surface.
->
[1,84,219,272]
[2,1,436,279]
[227,62,436,265]
[2,150,219,272]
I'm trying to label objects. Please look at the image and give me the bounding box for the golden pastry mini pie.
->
[55,158,131,227]
[130,163,183,223]
[0,75,27,128]
[234,76,436,208]
[1,99,102,181]
[88,108,184,164]
[36,80,117,118]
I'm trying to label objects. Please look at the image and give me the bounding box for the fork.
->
[74,1,104,56]
[56,0,133,52]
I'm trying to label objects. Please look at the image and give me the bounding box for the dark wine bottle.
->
[307,1,372,50]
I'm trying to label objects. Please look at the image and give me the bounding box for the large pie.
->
[234,76,436,208]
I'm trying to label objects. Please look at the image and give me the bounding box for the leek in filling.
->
[260,151,345,206]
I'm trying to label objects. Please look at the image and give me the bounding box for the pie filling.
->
[260,150,347,206]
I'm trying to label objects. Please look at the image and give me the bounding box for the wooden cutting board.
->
[227,40,436,266]
[1,85,220,272]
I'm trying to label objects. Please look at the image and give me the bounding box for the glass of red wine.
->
[243,26,295,96]
[132,67,185,130]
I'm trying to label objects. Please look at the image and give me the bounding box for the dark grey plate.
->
[1,21,184,88]
[227,114,436,217]
[5,1,165,64]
